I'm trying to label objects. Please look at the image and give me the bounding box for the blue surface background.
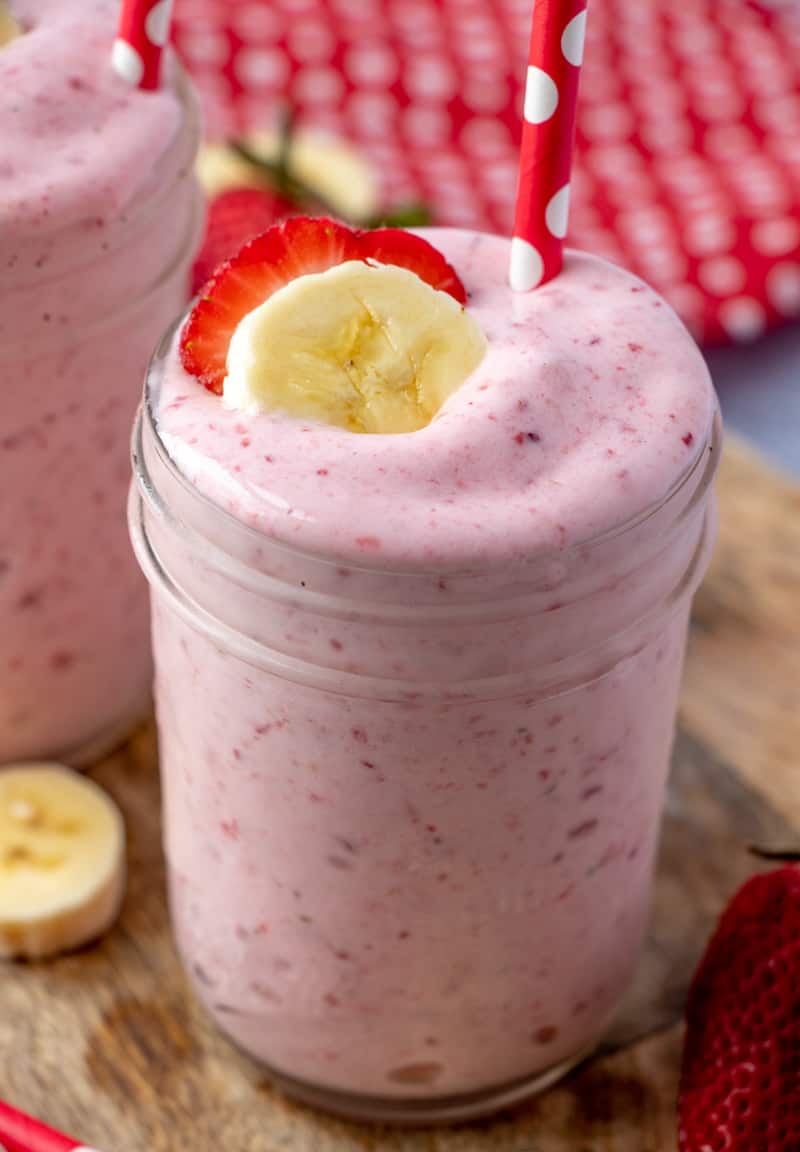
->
[709,326,800,476]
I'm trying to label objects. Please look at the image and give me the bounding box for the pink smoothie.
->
[0,0,202,762]
[136,230,718,1109]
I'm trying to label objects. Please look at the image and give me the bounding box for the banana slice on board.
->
[225,261,488,433]
[0,764,126,960]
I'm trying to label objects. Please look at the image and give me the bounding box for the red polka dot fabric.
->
[172,0,800,346]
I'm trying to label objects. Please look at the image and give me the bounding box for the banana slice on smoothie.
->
[0,764,126,959]
[225,261,487,433]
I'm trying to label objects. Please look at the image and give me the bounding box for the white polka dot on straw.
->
[113,0,175,89]
[145,0,174,47]
[523,66,559,123]
[545,184,571,238]
[509,237,545,291]
[111,37,145,86]
[561,11,587,66]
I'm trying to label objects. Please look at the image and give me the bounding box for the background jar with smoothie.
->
[0,0,202,764]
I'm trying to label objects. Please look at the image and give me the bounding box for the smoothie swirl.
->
[155,232,715,570]
[0,0,195,350]
[1,0,181,247]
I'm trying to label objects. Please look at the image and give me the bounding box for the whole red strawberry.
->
[191,187,295,294]
[678,865,800,1151]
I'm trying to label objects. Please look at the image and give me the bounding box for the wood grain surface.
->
[1,436,798,1152]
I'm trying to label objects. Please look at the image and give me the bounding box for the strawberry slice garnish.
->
[180,216,468,395]
[678,865,800,1152]
[361,229,467,305]
[182,217,359,395]
[191,187,296,296]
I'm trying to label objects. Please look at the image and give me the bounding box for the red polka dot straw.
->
[511,0,588,292]
[0,1096,104,1152]
[112,0,174,90]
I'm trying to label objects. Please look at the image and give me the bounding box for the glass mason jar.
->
[0,71,202,764]
[130,338,720,1123]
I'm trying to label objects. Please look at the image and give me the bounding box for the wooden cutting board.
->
[1,436,798,1152]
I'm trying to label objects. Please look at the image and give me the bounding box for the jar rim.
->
[129,456,717,698]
